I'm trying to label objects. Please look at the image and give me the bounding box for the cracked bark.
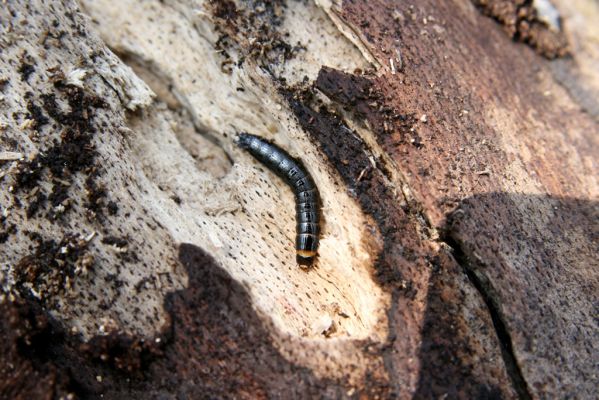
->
[1,0,597,399]
[444,235,533,400]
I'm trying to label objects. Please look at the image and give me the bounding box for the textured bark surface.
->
[323,1,598,398]
[1,0,597,399]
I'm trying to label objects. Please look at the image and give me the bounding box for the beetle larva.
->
[237,132,320,264]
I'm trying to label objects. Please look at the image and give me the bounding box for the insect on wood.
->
[237,133,320,265]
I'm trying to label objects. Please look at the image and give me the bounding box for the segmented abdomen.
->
[237,133,320,263]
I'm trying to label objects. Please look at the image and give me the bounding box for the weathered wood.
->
[317,1,598,398]
[1,0,596,399]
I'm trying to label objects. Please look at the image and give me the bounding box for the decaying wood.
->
[1,0,597,399]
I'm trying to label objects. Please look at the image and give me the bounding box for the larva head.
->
[236,132,255,150]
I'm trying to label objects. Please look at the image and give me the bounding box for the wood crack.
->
[443,234,533,400]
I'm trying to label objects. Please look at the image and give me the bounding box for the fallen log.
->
[1,0,597,398]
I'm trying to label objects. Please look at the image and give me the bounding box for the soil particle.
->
[14,157,44,192]
[208,0,299,71]
[13,81,110,221]
[15,231,94,305]
[18,60,35,83]
[101,235,128,248]
[84,171,108,221]
[25,92,49,130]
[471,0,569,58]
[26,191,47,219]
[106,201,119,216]
[211,0,239,21]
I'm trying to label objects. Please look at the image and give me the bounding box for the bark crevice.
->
[442,234,533,400]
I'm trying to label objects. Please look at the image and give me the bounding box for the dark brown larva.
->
[237,133,320,264]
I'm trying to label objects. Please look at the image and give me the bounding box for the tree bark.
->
[1,0,597,399]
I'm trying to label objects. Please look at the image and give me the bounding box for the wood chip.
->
[0,151,23,161]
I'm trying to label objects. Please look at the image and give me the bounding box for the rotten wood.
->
[1,0,597,399]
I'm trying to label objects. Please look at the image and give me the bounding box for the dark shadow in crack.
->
[415,193,598,399]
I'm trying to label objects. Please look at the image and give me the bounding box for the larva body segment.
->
[237,133,320,264]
